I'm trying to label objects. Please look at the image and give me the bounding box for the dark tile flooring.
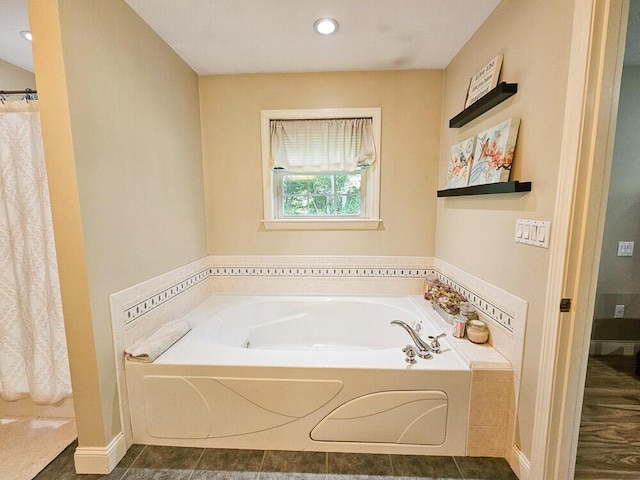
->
[34,442,518,480]
[575,355,640,479]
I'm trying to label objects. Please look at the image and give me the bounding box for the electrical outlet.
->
[617,241,634,257]
[614,304,625,318]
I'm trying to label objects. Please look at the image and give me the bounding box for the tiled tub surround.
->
[109,256,212,449]
[412,299,521,472]
[109,256,527,475]
[207,255,434,297]
[428,259,528,476]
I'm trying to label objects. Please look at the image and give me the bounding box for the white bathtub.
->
[126,295,471,455]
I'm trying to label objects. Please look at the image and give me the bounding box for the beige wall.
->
[28,0,207,448]
[593,65,640,331]
[26,0,586,465]
[436,0,575,459]
[200,70,442,256]
[0,58,36,89]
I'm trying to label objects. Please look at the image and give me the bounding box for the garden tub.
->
[125,295,471,455]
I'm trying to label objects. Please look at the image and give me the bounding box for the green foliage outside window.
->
[281,173,362,216]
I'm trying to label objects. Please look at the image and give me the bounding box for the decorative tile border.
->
[433,270,515,333]
[122,258,513,334]
[124,268,211,324]
[211,266,431,278]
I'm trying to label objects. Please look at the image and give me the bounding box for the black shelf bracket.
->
[437,181,532,197]
[449,82,518,128]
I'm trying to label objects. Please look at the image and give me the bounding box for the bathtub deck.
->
[154,294,470,371]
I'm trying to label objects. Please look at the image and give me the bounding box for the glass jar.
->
[466,319,489,344]
[453,314,467,338]
[459,302,478,321]
[424,273,440,301]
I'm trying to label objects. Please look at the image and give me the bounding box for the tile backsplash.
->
[111,255,527,370]
[124,268,211,324]
[432,271,515,333]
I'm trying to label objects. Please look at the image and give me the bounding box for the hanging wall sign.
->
[464,54,503,108]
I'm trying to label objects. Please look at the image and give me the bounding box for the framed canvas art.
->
[468,118,520,186]
[446,136,476,189]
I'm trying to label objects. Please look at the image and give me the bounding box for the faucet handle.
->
[402,345,417,364]
[428,333,446,353]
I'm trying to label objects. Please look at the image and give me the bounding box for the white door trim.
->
[530,1,629,479]
[529,1,597,476]
[554,2,630,478]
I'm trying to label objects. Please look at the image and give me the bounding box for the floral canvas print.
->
[468,118,520,186]
[446,136,476,189]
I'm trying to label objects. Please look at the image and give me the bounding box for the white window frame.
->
[260,108,382,230]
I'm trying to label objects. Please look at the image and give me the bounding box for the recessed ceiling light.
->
[19,30,33,42]
[313,18,339,35]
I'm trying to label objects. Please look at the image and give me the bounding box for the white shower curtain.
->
[0,99,72,404]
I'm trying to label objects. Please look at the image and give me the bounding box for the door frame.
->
[530,1,630,478]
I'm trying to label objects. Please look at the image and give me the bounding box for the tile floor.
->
[35,442,519,480]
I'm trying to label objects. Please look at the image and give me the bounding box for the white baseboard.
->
[73,432,127,474]
[508,444,531,480]
[589,340,640,356]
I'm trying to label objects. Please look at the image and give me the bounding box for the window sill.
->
[262,218,382,231]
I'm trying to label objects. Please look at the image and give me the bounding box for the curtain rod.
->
[0,89,37,95]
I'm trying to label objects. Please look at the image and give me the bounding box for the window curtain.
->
[0,99,72,404]
[270,117,375,172]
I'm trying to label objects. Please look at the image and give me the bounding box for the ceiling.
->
[0,0,33,72]
[123,0,501,74]
[1,0,503,74]
[1,0,638,76]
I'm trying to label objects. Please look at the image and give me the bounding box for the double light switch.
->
[617,241,634,257]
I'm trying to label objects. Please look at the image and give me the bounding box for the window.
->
[261,108,381,230]
[278,171,364,217]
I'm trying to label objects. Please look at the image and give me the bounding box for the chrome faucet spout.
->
[391,320,431,352]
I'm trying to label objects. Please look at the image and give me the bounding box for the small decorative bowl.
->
[466,319,489,344]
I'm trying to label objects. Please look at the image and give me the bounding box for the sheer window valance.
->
[270,117,376,172]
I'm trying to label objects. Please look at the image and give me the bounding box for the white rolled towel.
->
[125,318,192,363]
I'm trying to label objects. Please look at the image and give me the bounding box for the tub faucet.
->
[391,320,432,358]
[402,345,418,364]
[428,333,447,354]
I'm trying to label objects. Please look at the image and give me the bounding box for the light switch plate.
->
[515,219,551,248]
[617,241,634,257]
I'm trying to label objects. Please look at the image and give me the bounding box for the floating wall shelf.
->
[437,181,532,197]
[449,82,518,128]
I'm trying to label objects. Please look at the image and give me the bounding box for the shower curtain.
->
[0,99,71,404]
